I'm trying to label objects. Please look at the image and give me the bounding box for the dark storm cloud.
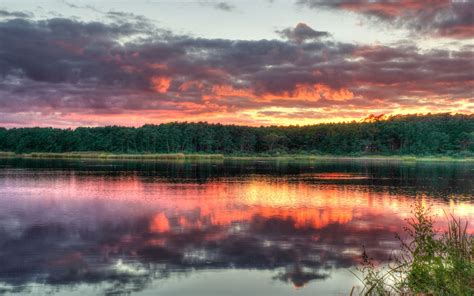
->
[276,23,330,43]
[297,0,474,38]
[0,14,472,125]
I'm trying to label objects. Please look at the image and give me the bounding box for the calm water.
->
[0,158,473,295]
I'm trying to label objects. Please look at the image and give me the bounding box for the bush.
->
[352,203,474,296]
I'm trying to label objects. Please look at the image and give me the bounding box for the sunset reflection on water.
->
[0,159,472,295]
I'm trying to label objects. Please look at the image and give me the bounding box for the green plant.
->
[352,203,474,296]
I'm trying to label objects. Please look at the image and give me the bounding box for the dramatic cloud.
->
[298,0,474,38]
[0,12,472,127]
[276,22,329,43]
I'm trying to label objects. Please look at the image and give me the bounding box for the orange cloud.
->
[285,83,354,102]
[179,80,205,92]
[208,84,255,99]
[150,212,170,233]
[150,76,171,93]
[203,83,354,103]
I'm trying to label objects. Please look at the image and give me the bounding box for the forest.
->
[0,113,473,156]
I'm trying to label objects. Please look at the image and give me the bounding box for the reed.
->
[3,152,473,162]
[184,154,224,160]
[22,152,226,160]
[25,152,185,159]
[351,203,474,295]
[0,152,15,157]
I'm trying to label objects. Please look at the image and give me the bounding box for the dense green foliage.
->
[0,113,473,155]
[354,204,473,296]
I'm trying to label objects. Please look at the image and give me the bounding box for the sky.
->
[0,0,473,127]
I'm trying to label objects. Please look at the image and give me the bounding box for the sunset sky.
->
[0,0,473,127]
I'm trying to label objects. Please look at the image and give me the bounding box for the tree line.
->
[0,113,473,156]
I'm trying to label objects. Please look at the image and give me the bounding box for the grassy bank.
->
[226,154,474,162]
[352,204,474,296]
[0,152,15,157]
[10,152,224,161]
[0,152,473,162]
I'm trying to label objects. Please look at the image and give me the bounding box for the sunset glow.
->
[15,173,468,234]
[0,3,473,293]
[0,0,472,127]
[0,159,473,295]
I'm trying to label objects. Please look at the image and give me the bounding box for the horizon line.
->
[2,112,472,130]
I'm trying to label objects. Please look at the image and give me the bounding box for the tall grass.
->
[352,203,473,296]
[2,152,473,162]
[23,152,224,160]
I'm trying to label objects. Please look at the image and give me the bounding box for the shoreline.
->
[0,152,473,162]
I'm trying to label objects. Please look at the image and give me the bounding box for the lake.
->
[0,158,472,295]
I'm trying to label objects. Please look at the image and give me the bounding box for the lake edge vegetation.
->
[1,113,473,158]
[3,152,474,162]
[352,203,474,296]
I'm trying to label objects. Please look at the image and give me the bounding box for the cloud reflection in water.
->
[0,160,472,294]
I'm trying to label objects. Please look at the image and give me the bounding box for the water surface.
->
[0,158,472,295]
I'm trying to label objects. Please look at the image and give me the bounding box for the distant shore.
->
[0,151,473,162]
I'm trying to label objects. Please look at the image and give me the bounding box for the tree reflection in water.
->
[0,159,472,294]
